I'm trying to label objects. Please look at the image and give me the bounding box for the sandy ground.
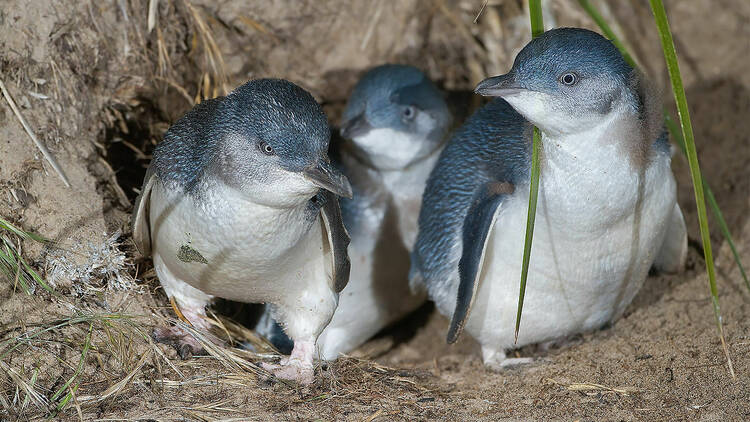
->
[0,0,748,420]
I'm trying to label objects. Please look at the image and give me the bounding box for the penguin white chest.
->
[380,153,440,250]
[149,180,330,305]
[466,139,677,349]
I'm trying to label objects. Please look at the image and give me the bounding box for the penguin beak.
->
[303,160,353,199]
[474,72,526,97]
[340,113,372,139]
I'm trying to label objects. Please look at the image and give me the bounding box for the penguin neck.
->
[196,176,313,224]
[536,106,662,228]
[341,134,443,195]
[540,105,650,176]
[379,144,441,198]
[379,145,441,250]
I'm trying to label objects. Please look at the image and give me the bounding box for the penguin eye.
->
[402,105,416,121]
[560,72,579,86]
[258,141,275,156]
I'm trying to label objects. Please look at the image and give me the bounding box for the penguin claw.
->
[481,346,534,371]
[261,339,316,385]
[261,360,314,385]
[152,326,205,359]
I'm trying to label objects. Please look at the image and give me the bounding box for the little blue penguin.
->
[256,64,453,359]
[131,78,352,384]
[410,28,687,368]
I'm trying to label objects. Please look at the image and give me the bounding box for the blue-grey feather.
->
[337,64,451,236]
[413,29,671,298]
[342,64,449,132]
[513,28,632,94]
[153,79,331,191]
[152,96,224,192]
[411,98,531,296]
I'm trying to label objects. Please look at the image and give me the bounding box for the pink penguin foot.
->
[153,325,205,359]
[261,359,314,385]
[261,339,316,385]
[154,299,215,359]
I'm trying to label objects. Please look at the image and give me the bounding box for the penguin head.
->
[210,79,351,207]
[340,64,452,170]
[475,28,638,137]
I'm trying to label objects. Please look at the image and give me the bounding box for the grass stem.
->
[515,0,545,342]
[579,0,748,294]
[648,0,734,378]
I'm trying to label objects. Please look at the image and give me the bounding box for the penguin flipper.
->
[131,165,157,257]
[319,190,352,293]
[654,203,687,274]
[447,182,512,344]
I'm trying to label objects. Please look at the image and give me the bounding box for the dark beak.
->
[340,113,373,139]
[474,73,525,97]
[303,160,353,198]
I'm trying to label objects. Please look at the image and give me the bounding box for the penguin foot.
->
[482,346,534,370]
[261,359,314,385]
[153,326,205,359]
[261,339,315,385]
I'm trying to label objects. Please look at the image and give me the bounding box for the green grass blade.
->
[19,253,54,294]
[664,116,749,292]
[21,367,39,411]
[529,0,544,38]
[1,238,32,295]
[49,323,92,418]
[579,0,748,295]
[704,185,749,290]
[0,216,54,295]
[516,128,542,342]
[577,0,637,68]
[649,0,734,378]
[514,0,545,342]
[0,217,47,243]
[51,322,92,404]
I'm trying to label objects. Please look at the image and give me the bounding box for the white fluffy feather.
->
[149,178,337,341]
[313,133,440,359]
[436,103,686,367]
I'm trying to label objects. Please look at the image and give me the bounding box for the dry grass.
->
[0,2,621,419]
[544,378,643,396]
[2,0,748,420]
[183,0,229,102]
[0,79,70,188]
[0,287,445,420]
